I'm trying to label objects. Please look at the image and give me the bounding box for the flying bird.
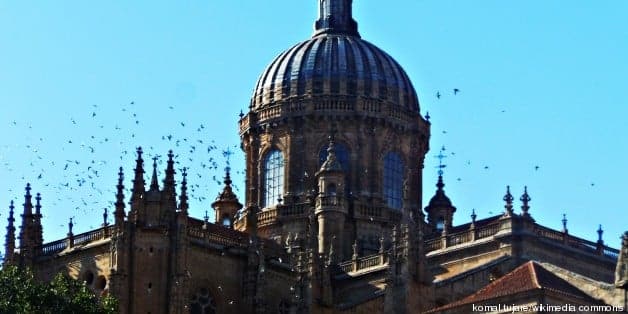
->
[453,88,460,95]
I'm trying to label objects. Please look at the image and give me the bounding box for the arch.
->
[383,152,404,209]
[436,217,445,232]
[263,149,285,208]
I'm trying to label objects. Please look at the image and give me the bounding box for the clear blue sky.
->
[0,1,626,250]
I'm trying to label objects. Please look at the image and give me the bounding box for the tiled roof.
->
[426,261,599,313]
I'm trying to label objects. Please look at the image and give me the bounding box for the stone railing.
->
[279,203,308,217]
[533,224,619,259]
[354,204,403,223]
[337,253,387,274]
[40,225,115,256]
[187,226,245,248]
[316,195,344,208]
[425,218,619,260]
[425,222,501,253]
[257,208,279,227]
[247,98,418,126]
[41,239,67,255]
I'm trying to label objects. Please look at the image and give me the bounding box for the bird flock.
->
[1,101,243,241]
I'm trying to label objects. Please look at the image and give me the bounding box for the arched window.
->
[221,217,231,227]
[190,288,216,314]
[436,217,444,232]
[263,149,284,208]
[383,152,404,209]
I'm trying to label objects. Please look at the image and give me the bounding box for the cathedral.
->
[3,1,628,313]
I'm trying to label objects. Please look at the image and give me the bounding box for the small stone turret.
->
[212,166,242,228]
[18,183,43,267]
[315,136,347,260]
[424,175,456,234]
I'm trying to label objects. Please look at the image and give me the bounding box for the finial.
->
[150,156,159,190]
[179,167,189,213]
[314,0,360,37]
[223,166,232,186]
[223,148,233,167]
[520,186,531,217]
[23,183,33,215]
[68,217,74,237]
[116,167,124,201]
[503,186,514,217]
[115,167,126,219]
[562,213,568,233]
[436,146,447,177]
[163,151,176,199]
[132,147,146,199]
[352,240,358,259]
[471,208,477,224]
[328,236,336,265]
[425,111,431,121]
[35,193,42,216]
[379,233,385,254]
[319,134,343,172]
[103,208,109,226]
[8,201,15,223]
[204,210,209,223]
[239,110,244,119]
[597,224,604,243]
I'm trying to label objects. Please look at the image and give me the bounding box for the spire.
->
[178,168,189,214]
[597,224,604,243]
[520,186,531,218]
[470,208,477,226]
[503,186,514,217]
[4,201,16,264]
[23,183,33,217]
[314,0,360,37]
[162,150,176,200]
[114,167,126,224]
[318,136,343,173]
[131,147,146,202]
[149,156,159,191]
[34,193,42,218]
[33,193,43,247]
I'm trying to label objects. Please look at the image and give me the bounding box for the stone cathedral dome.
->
[250,0,420,113]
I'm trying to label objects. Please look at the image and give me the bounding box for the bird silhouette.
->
[453,88,460,95]
[436,91,441,99]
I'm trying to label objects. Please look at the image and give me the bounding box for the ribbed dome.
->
[250,0,420,113]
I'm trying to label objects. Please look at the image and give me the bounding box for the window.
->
[383,152,404,209]
[263,149,284,207]
[436,217,444,232]
[222,217,231,227]
[190,288,216,314]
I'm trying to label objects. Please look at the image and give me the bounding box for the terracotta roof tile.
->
[426,261,598,313]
